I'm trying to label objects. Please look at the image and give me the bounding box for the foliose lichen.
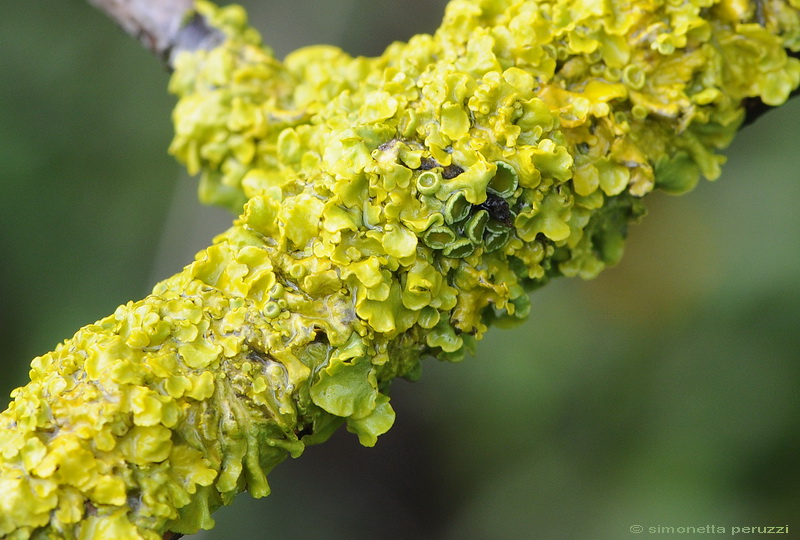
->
[2,0,799,537]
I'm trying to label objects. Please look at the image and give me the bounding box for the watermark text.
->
[628,524,789,535]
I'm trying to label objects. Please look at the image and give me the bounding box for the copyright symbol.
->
[630,525,644,533]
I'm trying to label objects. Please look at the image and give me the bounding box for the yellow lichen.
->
[2,0,800,537]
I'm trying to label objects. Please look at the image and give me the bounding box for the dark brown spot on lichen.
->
[442,163,464,179]
[476,193,514,227]
[418,156,438,170]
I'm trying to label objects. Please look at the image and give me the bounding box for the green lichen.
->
[2,0,800,537]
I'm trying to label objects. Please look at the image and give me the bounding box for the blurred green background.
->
[2,1,799,538]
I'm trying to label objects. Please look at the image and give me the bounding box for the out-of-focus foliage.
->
[1,1,799,538]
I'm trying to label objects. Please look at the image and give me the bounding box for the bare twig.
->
[86,0,223,68]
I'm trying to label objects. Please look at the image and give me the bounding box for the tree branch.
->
[86,0,223,68]
[3,1,800,539]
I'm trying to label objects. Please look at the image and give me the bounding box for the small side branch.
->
[86,0,223,68]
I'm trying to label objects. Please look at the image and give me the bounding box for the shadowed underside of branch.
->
[1,0,799,538]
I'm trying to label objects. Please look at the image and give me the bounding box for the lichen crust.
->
[2,0,799,537]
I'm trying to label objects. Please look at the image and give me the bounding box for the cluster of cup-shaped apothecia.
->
[418,160,519,259]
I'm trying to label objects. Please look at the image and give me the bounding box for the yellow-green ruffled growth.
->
[2,0,800,537]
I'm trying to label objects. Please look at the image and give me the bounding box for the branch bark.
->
[86,0,223,68]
